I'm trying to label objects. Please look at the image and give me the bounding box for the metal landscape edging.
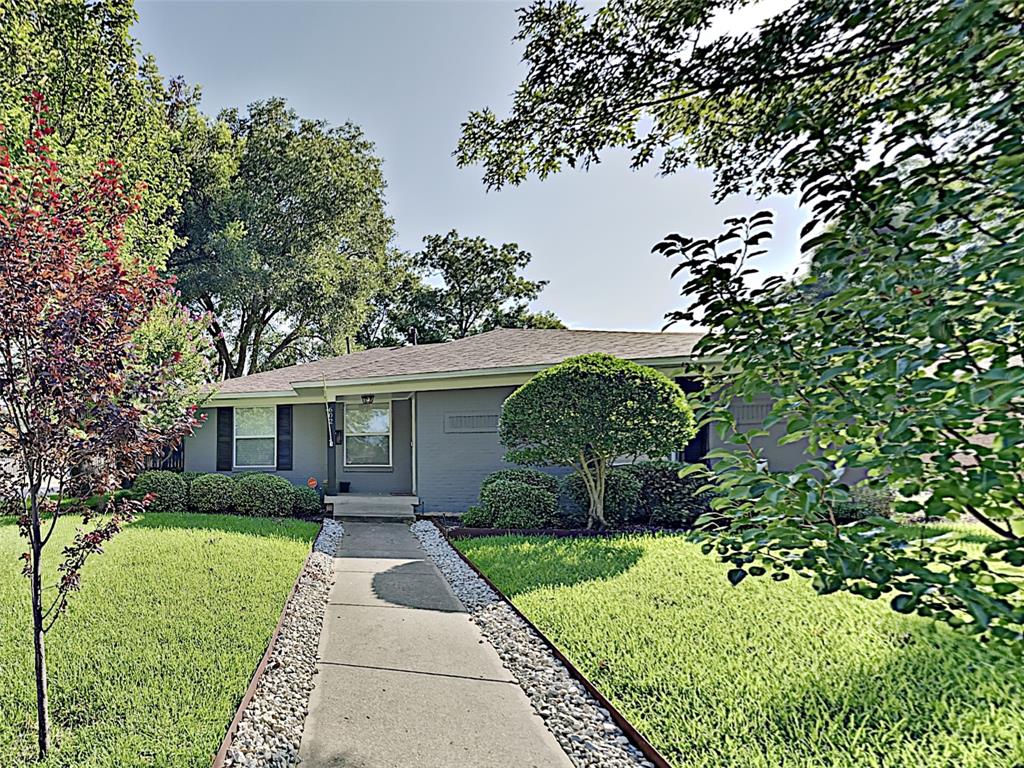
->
[210,519,324,768]
[439,523,682,541]
[434,522,673,768]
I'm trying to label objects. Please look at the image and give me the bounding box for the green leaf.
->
[891,594,917,614]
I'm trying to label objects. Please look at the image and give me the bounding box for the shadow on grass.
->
[132,512,319,543]
[457,536,646,597]
[888,524,998,546]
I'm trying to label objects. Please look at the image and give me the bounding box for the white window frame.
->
[233,406,277,469]
[343,400,393,468]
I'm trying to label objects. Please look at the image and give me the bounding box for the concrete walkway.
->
[298,522,574,768]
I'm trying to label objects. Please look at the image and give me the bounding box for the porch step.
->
[326,494,419,522]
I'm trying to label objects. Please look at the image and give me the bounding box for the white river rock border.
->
[223,519,344,768]
[410,520,655,768]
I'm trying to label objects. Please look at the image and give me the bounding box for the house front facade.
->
[182,328,806,512]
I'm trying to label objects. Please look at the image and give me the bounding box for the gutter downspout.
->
[410,393,418,498]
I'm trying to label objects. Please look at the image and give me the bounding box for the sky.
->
[134,0,804,332]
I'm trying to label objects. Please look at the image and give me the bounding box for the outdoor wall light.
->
[360,394,375,405]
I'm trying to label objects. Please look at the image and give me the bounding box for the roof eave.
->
[206,353,721,401]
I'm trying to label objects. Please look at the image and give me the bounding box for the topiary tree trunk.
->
[576,453,609,529]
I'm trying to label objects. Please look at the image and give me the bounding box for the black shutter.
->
[276,405,293,471]
[216,407,234,471]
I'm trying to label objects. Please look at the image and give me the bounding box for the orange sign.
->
[307,477,318,489]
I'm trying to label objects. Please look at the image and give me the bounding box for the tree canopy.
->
[359,229,562,347]
[501,353,694,528]
[0,0,193,268]
[170,98,394,378]
[459,0,1024,642]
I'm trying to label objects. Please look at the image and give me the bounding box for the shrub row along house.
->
[181,328,809,512]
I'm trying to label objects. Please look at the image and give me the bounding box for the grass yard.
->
[456,528,1024,768]
[0,513,318,767]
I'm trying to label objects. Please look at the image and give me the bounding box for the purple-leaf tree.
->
[0,94,201,760]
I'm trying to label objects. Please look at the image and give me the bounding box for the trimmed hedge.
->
[180,471,202,495]
[480,478,558,529]
[292,486,323,517]
[133,471,187,514]
[188,473,235,514]
[619,460,716,529]
[832,485,894,524]
[461,505,494,528]
[134,470,324,519]
[232,473,297,517]
[560,469,642,527]
[481,468,559,497]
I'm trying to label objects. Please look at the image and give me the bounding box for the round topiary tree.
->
[501,353,696,529]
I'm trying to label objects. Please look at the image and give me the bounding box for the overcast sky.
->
[134,0,804,331]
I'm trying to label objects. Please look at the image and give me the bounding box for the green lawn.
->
[456,528,1024,768]
[0,513,318,767]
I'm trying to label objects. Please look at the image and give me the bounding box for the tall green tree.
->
[360,229,562,347]
[458,0,1024,642]
[170,99,394,378]
[357,250,450,348]
[1,0,213,393]
[0,0,193,268]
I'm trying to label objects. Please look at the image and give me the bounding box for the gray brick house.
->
[182,328,804,512]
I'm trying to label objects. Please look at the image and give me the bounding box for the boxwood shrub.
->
[232,473,296,517]
[180,471,202,495]
[133,470,187,514]
[481,468,559,497]
[292,486,323,517]
[832,485,894,524]
[560,469,642,527]
[480,478,558,529]
[188,473,236,514]
[460,505,494,528]
[619,460,717,529]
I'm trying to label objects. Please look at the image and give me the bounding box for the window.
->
[344,402,391,467]
[234,406,276,468]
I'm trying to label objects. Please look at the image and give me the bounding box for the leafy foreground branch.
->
[0,95,201,759]
[661,206,1023,645]
[458,0,1024,644]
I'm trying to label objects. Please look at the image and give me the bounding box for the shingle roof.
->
[213,328,704,395]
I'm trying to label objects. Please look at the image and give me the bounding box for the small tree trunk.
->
[593,460,607,529]
[30,505,50,761]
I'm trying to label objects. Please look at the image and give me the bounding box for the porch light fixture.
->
[360,394,375,405]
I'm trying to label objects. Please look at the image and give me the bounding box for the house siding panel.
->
[710,396,811,472]
[336,398,413,495]
[183,403,328,487]
[415,386,520,513]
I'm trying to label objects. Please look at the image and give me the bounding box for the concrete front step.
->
[326,494,419,522]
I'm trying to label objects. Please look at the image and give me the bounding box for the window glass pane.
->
[236,407,275,437]
[235,437,275,466]
[345,435,390,465]
[345,404,390,435]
